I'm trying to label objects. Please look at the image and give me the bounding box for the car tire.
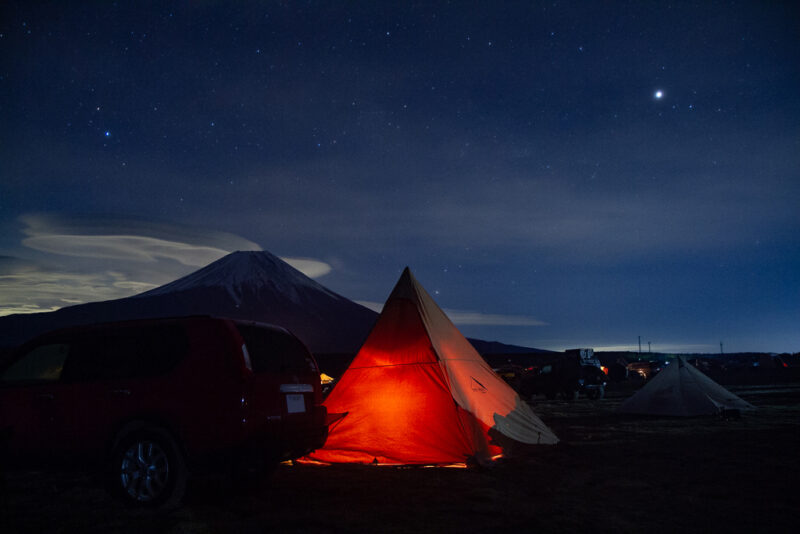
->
[109,425,187,508]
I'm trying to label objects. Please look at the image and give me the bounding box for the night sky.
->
[1,2,798,353]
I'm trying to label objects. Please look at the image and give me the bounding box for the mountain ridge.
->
[0,251,545,356]
[0,251,376,353]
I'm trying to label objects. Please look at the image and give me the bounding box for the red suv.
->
[0,316,327,506]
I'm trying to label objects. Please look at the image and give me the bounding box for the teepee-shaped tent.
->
[618,356,755,416]
[308,268,558,465]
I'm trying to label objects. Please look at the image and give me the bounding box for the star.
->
[104,130,111,137]
[654,90,664,100]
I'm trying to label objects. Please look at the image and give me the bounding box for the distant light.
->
[654,90,664,99]
[104,130,111,137]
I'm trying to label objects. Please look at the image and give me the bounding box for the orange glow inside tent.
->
[305,267,558,466]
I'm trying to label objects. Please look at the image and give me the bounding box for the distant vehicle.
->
[565,349,607,399]
[0,316,328,507]
[627,360,663,379]
[519,349,607,400]
[758,353,791,369]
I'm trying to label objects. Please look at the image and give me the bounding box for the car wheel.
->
[110,426,187,508]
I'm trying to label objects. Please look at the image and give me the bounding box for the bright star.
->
[104,131,111,137]
[654,90,664,99]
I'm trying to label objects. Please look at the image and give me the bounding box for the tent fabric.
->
[307,268,558,465]
[618,356,756,417]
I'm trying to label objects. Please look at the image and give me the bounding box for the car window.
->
[0,343,69,384]
[61,325,188,382]
[236,325,316,373]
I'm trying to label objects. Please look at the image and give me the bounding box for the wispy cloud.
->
[21,213,261,267]
[443,310,547,326]
[223,124,799,266]
[282,258,332,278]
[0,214,334,315]
[0,266,152,317]
[356,300,546,327]
[591,343,719,353]
[23,234,238,267]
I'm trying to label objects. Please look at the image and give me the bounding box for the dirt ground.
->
[2,384,798,533]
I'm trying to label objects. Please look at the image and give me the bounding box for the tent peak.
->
[386,266,422,304]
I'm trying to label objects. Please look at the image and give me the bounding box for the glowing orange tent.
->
[307,267,558,465]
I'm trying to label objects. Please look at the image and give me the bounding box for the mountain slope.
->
[0,251,378,353]
[0,251,547,357]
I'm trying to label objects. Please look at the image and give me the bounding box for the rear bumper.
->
[256,403,328,460]
[187,404,328,474]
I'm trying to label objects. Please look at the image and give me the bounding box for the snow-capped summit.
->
[0,250,377,354]
[137,250,341,305]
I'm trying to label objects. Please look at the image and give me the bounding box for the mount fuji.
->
[0,251,378,354]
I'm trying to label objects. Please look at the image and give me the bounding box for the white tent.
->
[618,356,755,416]
[307,267,558,465]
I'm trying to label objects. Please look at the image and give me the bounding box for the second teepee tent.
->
[618,356,755,416]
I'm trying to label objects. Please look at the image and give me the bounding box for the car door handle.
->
[110,389,131,396]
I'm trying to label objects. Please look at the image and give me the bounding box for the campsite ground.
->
[2,384,799,533]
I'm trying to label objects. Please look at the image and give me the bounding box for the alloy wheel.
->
[119,439,170,502]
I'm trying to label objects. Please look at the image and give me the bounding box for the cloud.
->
[282,258,332,278]
[443,310,548,326]
[355,300,546,327]
[0,215,335,316]
[591,343,719,353]
[17,213,332,278]
[23,234,239,267]
[208,119,799,270]
[21,213,261,267]
[0,265,151,317]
